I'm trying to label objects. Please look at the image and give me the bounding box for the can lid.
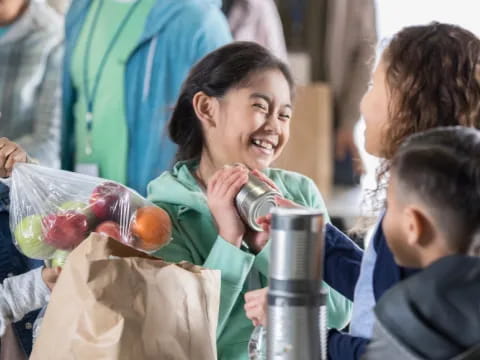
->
[252,195,277,217]
[271,208,324,231]
[248,195,277,231]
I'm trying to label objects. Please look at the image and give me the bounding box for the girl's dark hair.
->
[169,41,294,162]
[391,126,480,256]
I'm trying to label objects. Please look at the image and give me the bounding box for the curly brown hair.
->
[362,23,480,222]
[381,22,480,159]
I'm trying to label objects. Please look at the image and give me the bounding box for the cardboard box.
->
[274,83,333,199]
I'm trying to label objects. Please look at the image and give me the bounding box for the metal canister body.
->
[267,291,327,360]
[269,208,325,291]
[235,173,280,232]
[267,208,327,360]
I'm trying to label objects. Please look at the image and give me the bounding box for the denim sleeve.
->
[324,223,363,301]
[328,329,369,360]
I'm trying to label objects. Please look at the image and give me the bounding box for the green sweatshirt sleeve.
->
[253,241,270,278]
[324,282,353,330]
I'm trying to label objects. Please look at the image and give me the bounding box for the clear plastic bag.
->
[248,325,267,360]
[9,163,172,260]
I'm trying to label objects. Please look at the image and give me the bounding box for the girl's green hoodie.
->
[148,161,352,359]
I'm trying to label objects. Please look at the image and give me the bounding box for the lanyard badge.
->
[82,0,141,155]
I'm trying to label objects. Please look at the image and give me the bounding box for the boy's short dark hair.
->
[391,126,480,255]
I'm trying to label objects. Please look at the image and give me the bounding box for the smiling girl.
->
[147,42,353,360]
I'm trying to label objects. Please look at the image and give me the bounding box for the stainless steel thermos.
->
[267,207,328,360]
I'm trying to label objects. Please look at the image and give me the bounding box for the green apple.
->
[51,250,70,268]
[14,215,56,259]
[58,201,88,212]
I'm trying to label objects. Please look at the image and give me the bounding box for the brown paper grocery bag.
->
[30,234,220,360]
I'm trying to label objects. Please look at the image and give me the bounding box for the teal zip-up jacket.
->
[148,161,352,359]
[61,0,232,195]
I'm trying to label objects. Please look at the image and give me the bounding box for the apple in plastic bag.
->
[130,206,172,252]
[59,200,97,227]
[89,182,128,221]
[14,215,56,259]
[95,221,123,242]
[42,211,89,250]
[58,201,87,212]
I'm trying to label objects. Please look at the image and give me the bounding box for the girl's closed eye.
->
[253,103,268,112]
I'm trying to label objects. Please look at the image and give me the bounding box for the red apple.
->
[95,221,123,242]
[89,182,127,221]
[42,211,89,250]
[59,200,97,228]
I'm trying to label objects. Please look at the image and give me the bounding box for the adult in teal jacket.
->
[148,42,352,359]
[61,0,232,195]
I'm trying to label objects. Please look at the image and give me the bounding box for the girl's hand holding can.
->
[206,165,250,247]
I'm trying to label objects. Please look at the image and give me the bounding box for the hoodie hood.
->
[147,161,210,216]
[375,255,480,359]
[139,0,223,44]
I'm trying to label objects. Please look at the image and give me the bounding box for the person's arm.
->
[303,177,363,301]
[334,0,377,172]
[324,223,363,301]
[339,0,377,130]
[14,44,63,168]
[328,329,369,360]
[0,268,51,337]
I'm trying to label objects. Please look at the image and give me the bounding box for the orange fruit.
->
[130,206,172,251]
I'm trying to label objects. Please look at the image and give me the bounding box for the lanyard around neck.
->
[83,0,141,155]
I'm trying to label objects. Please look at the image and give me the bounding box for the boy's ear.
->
[192,91,219,129]
[403,206,434,248]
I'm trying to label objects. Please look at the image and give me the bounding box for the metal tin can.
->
[269,207,325,287]
[235,173,280,232]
